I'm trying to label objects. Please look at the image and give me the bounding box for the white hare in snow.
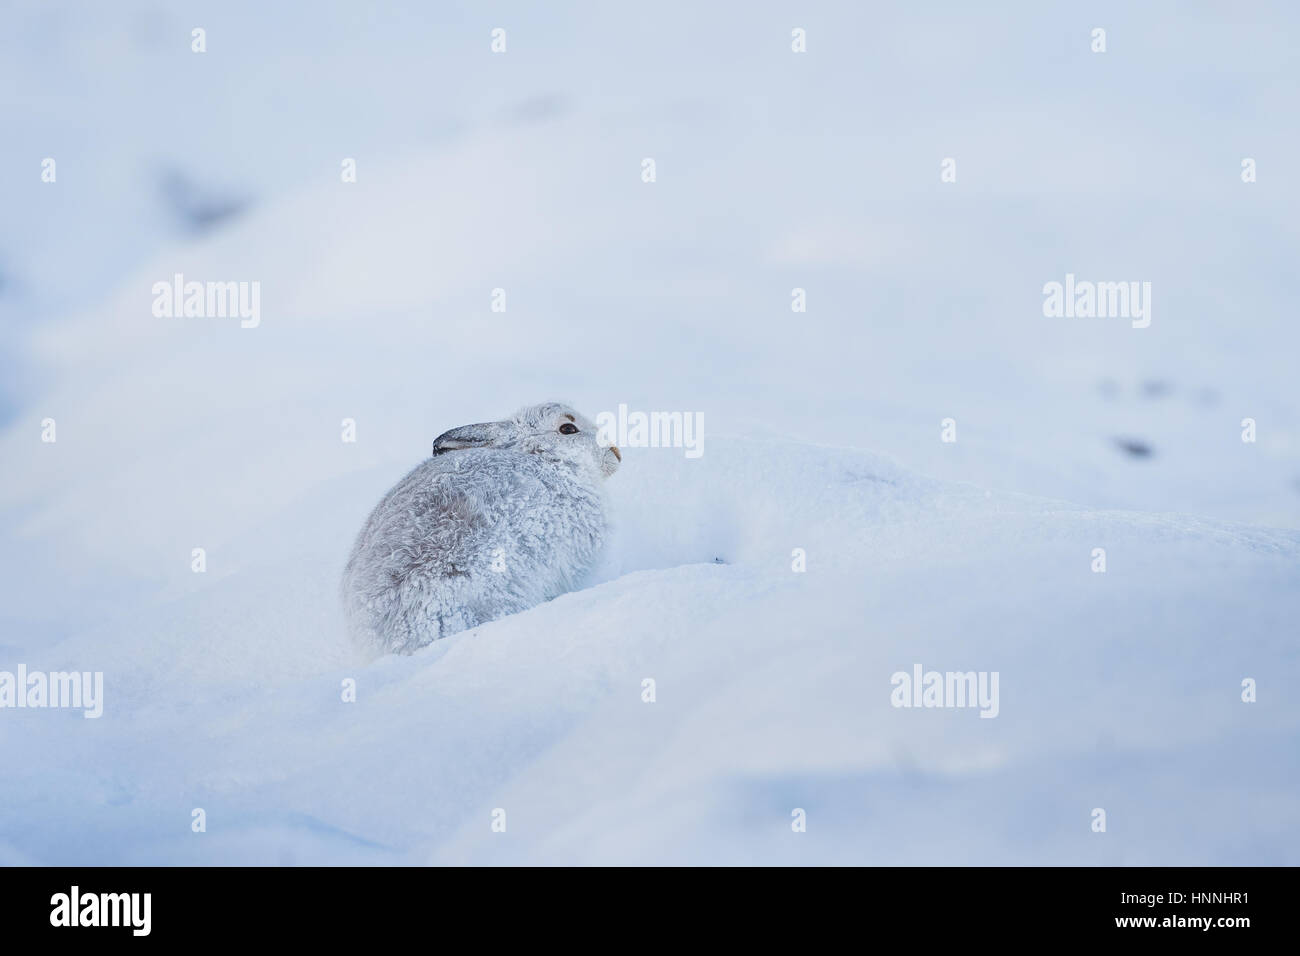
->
[341,402,621,654]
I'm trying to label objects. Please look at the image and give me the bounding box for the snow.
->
[1,0,1298,865]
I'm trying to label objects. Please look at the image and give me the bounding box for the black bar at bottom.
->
[0,866,1279,941]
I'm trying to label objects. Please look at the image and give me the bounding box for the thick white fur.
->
[341,402,620,654]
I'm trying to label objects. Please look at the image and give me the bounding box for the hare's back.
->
[360,451,555,554]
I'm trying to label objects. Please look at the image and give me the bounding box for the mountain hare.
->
[341,402,620,654]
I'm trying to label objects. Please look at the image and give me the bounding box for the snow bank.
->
[3,422,1297,864]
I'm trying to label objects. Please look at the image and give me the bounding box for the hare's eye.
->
[559,423,579,435]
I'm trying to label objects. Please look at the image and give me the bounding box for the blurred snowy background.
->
[1,0,1297,864]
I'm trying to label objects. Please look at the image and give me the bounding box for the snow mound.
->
[2,422,1297,863]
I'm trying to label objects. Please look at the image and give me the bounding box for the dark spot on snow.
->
[713,557,726,564]
[1140,379,1172,399]
[503,94,569,126]
[1113,437,1154,459]
[842,469,895,486]
[157,167,250,234]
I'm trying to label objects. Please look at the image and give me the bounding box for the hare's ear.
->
[432,421,512,455]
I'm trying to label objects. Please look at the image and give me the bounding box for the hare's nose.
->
[610,446,621,461]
